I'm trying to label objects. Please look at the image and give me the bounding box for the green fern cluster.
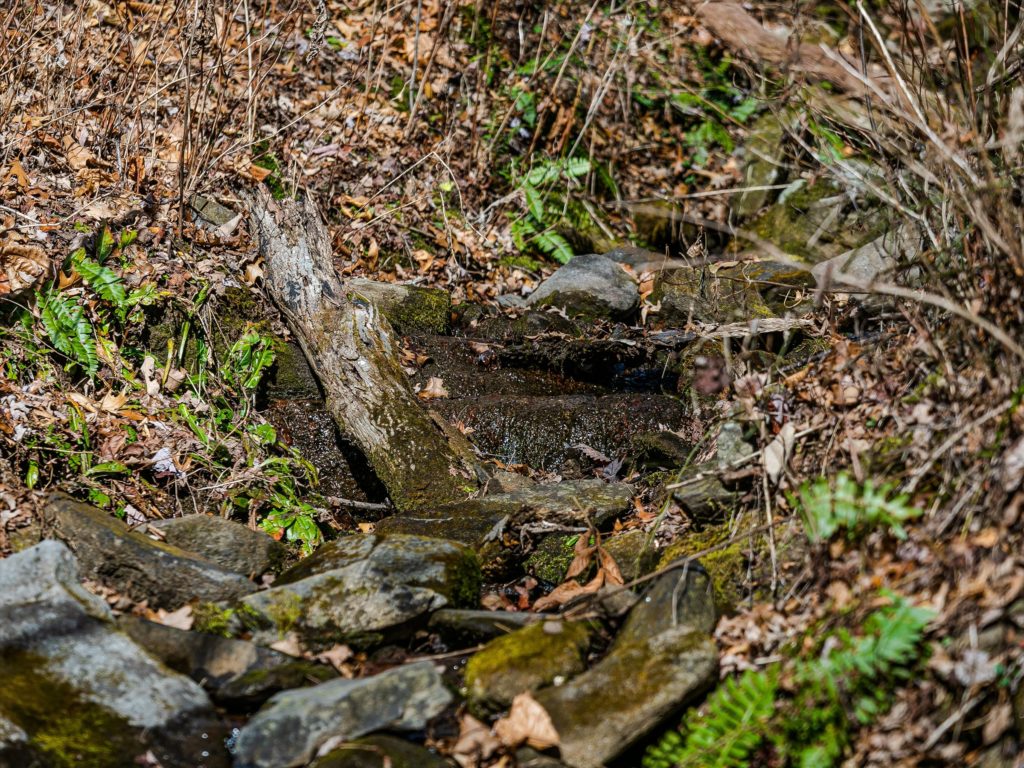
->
[792,472,922,542]
[643,593,933,768]
[35,228,152,379]
[510,157,591,264]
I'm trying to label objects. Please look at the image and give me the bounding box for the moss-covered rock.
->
[525,535,578,584]
[525,253,639,321]
[346,278,452,335]
[747,178,887,263]
[657,522,753,615]
[733,111,793,219]
[236,534,481,650]
[602,529,659,583]
[464,619,595,714]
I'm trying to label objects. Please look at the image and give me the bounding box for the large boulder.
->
[532,569,718,768]
[0,541,228,768]
[526,253,639,320]
[118,616,335,710]
[149,514,288,578]
[234,534,481,649]
[233,661,453,768]
[43,493,256,609]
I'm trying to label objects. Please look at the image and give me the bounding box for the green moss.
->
[262,590,304,635]
[384,288,451,335]
[464,620,594,713]
[525,535,578,584]
[659,523,751,614]
[0,650,143,767]
[192,602,237,637]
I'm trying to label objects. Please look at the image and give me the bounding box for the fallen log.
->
[245,190,481,511]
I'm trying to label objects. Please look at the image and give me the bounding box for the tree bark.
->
[245,190,481,511]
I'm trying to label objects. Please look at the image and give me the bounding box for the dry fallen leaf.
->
[763,422,796,485]
[418,376,449,400]
[153,604,194,631]
[494,692,559,750]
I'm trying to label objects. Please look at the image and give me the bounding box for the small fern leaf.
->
[563,156,591,179]
[535,230,573,264]
[73,250,127,308]
[523,183,545,222]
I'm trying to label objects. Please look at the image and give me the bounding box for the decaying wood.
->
[696,2,886,95]
[245,190,481,511]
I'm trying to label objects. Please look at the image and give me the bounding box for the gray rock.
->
[376,480,634,548]
[427,609,542,642]
[811,224,920,289]
[309,734,451,767]
[536,629,717,768]
[118,615,335,710]
[526,254,639,320]
[192,194,238,227]
[533,569,717,768]
[149,514,288,577]
[465,620,594,714]
[233,661,453,768]
[617,568,718,646]
[237,534,480,649]
[0,541,228,768]
[43,493,256,609]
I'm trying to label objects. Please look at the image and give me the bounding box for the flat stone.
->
[149,514,288,577]
[233,661,453,768]
[0,541,228,768]
[376,480,634,547]
[427,609,542,643]
[118,616,335,710]
[435,393,694,471]
[237,534,480,650]
[811,224,920,289]
[42,493,256,609]
[465,619,594,714]
[526,253,639,320]
[308,734,451,768]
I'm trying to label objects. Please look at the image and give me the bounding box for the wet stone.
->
[236,534,481,650]
[118,616,335,711]
[427,609,542,643]
[0,541,229,768]
[43,493,256,610]
[149,514,288,578]
[233,661,453,768]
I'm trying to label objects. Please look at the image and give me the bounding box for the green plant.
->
[643,593,933,768]
[509,156,591,264]
[792,472,922,543]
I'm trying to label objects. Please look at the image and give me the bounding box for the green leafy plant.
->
[37,287,99,377]
[792,472,922,542]
[643,593,933,768]
[510,156,591,264]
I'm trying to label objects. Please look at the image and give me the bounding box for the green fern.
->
[793,472,921,542]
[37,288,98,377]
[72,248,127,311]
[644,668,778,768]
[644,593,932,768]
[514,157,592,265]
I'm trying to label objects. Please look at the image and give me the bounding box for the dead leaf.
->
[453,714,501,768]
[598,547,624,586]
[763,422,796,485]
[6,160,29,188]
[532,571,604,612]
[418,376,449,400]
[494,693,559,750]
[269,632,305,657]
[315,644,353,673]
[0,240,50,297]
[153,604,194,631]
[63,134,95,171]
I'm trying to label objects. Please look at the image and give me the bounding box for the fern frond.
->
[794,472,922,542]
[37,289,99,377]
[72,248,127,309]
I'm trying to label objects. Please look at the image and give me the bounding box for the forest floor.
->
[2,0,1024,766]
